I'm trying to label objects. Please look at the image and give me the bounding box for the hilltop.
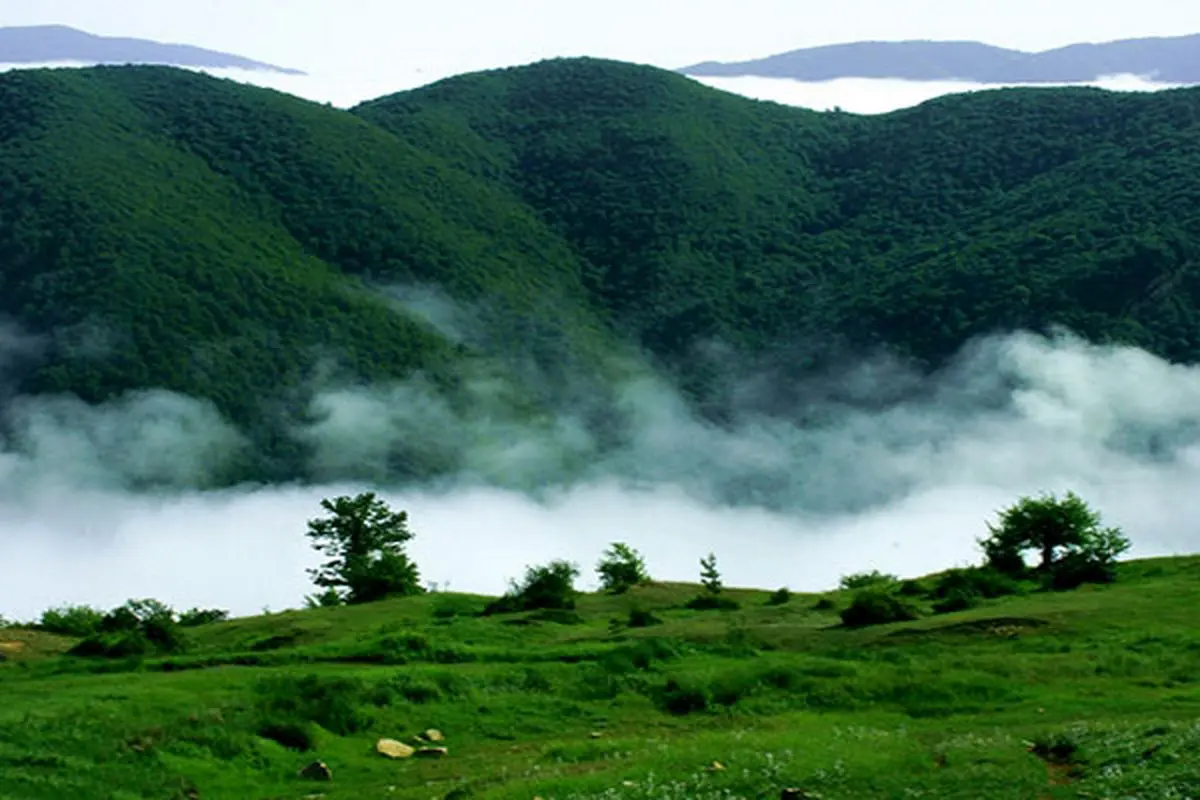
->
[680,34,1200,83]
[0,25,303,73]
[2,554,1199,798]
[1,59,1200,486]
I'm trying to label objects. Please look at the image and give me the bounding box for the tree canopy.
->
[305,493,422,604]
[980,491,1131,587]
[2,60,1200,486]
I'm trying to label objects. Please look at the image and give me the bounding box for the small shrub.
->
[933,566,1022,603]
[432,596,482,620]
[70,599,185,658]
[254,674,372,736]
[178,608,230,627]
[840,589,920,628]
[812,596,837,611]
[596,543,650,594]
[481,595,521,616]
[685,594,740,611]
[485,560,580,615]
[721,622,762,657]
[370,674,443,706]
[898,579,928,597]
[608,638,683,672]
[354,631,476,665]
[69,631,156,659]
[257,720,317,751]
[932,588,980,614]
[657,679,709,715]
[1029,733,1080,765]
[766,587,791,606]
[305,588,344,609]
[142,615,186,654]
[839,570,900,591]
[627,606,662,628]
[38,605,105,637]
[710,674,754,707]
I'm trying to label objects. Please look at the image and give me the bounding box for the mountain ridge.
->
[0,24,304,74]
[680,34,1200,83]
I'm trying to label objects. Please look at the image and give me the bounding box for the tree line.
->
[4,488,1130,656]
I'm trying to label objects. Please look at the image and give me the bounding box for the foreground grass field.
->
[3,556,1200,799]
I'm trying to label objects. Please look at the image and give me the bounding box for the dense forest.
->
[1,58,1199,484]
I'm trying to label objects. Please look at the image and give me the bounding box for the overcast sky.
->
[4,0,1200,78]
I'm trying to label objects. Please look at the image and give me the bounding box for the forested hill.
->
[1,58,1199,484]
[357,60,1200,367]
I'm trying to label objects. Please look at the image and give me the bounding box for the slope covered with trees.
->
[2,59,1200,483]
[0,66,613,481]
[360,62,1200,371]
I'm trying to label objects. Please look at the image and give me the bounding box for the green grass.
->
[3,556,1200,798]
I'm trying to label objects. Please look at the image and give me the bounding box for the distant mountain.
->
[0,25,303,74]
[680,35,1200,84]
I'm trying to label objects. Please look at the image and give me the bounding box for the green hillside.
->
[0,66,616,483]
[359,61,1200,371]
[3,555,1199,798]
[2,60,1200,484]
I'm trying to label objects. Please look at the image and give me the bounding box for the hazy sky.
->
[4,0,1200,78]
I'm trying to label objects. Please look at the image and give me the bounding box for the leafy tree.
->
[38,604,105,637]
[596,542,650,594]
[306,493,423,605]
[981,492,1131,586]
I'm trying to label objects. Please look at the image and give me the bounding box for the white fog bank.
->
[1,331,1199,621]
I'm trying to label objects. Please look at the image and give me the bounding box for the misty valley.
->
[2,55,1200,799]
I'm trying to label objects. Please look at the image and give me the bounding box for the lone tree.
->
[685,552,739,611]
[596,542,650,594]
[700,553,723,595]
[980,491,1131,588]
[306,492,422,605]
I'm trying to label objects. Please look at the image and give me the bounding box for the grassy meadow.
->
[2,555,1199,799]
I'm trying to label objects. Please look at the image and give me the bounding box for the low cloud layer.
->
[690,73,1186,114]
[2,61,1186,114]
[1,325,1198,622]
